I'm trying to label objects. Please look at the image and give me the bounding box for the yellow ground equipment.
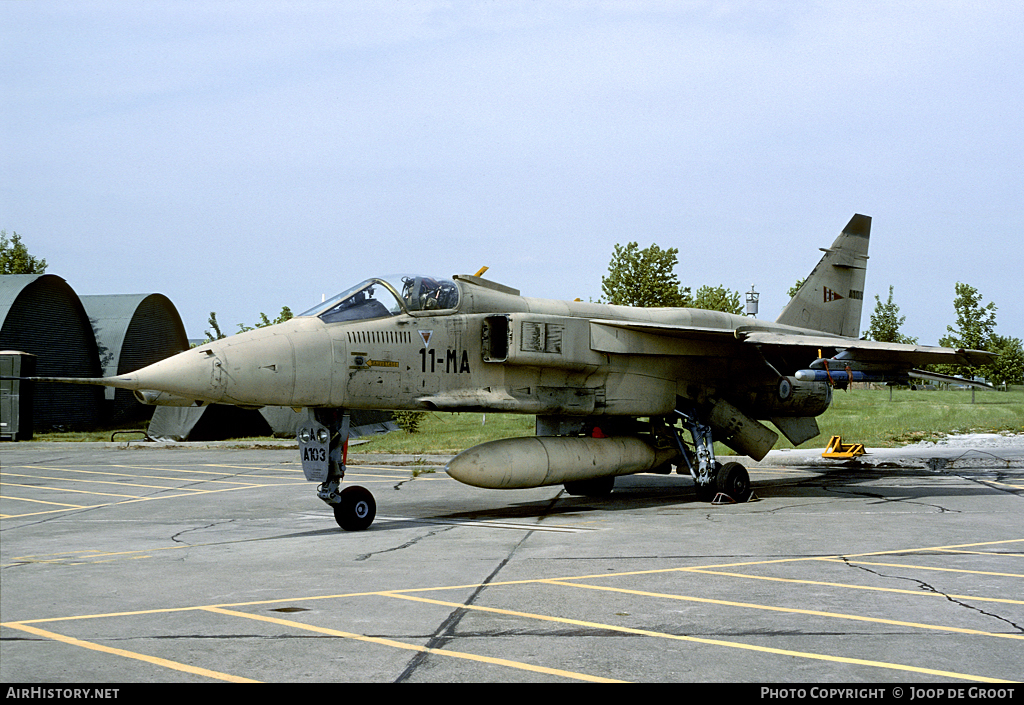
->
[822,435,866,458]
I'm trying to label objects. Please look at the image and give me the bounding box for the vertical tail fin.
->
[776,214,870,337]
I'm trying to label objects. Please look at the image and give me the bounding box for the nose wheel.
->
[334,485,376,531]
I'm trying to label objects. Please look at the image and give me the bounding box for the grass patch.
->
[795,386,1024,449]
[358,413,535,454]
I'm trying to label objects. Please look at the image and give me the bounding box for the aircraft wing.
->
[591,320,994,368]
[737,330,995,368]
[588,319,995,388]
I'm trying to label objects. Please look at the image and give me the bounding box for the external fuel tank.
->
[444,435,677,490]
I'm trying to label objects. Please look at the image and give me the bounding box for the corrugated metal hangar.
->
[0,274,188,435]
[1,274,103,432]
[80,293,189,425]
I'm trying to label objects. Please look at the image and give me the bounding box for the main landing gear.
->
[674,407,753,504]
[298,409,376,531]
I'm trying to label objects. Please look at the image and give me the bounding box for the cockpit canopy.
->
[299,275,460,324]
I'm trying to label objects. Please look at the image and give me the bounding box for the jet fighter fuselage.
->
[141,275,826,424]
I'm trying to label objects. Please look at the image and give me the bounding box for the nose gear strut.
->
[298,409,376,530]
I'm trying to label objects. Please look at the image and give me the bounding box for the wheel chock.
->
[822,435,866,458]
[711,492,760,505]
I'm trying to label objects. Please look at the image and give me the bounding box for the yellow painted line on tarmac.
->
[0,483,284,522]
[384,592,1014,683]
[11,546,181,565]
[7,521,350,565]
[3,472,221,493]
[2,481,146,499]
[110,463,273,477]
[544,580,1024,642]
[4,537,1019,680]
[0,508,90,520]
[818,558,1024,578]
[2,622,258,683]
[845,538,1024,557]
[936,549,1024,557]
[0,493,92,508]
[107,484,301,503]
[682,568,1024,605]
[21,467,283,486]
[199,463,297,471]
[0,484,297,520]
[200,606,623,683]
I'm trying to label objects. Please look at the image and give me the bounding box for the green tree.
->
[937,282,997,378]
[1,230,47,274]
[204,312,226,341]
[939,282,997,350]
[691,284,744,315]
[238,306,294,333]
[392,410,426,433]
[601,242,689,307]
[204,306,294,342]
[787,278,806,299]
[867,285,918,345]
[986,335,1024,386]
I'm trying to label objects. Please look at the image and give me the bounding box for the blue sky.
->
[2,1,1021,344]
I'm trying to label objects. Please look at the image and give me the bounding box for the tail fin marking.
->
[776,214,870,337]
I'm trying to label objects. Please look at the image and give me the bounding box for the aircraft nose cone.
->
[126,345,229,405]
[120,316,336,408]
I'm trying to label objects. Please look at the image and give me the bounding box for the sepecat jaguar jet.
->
[19,215,995,529]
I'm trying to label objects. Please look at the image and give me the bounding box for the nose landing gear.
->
[298,409,377,531]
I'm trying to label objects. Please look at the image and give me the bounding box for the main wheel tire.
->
[715,462,752,503]
[564,476,615,497]
[333,485,376,531]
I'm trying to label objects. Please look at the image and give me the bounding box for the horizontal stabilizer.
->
[907,369,994,389]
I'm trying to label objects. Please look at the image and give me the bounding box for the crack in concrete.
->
[840,557,1024,635]
[354,524,456,562]
[392,492,566,682]
[170,521,233,545]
